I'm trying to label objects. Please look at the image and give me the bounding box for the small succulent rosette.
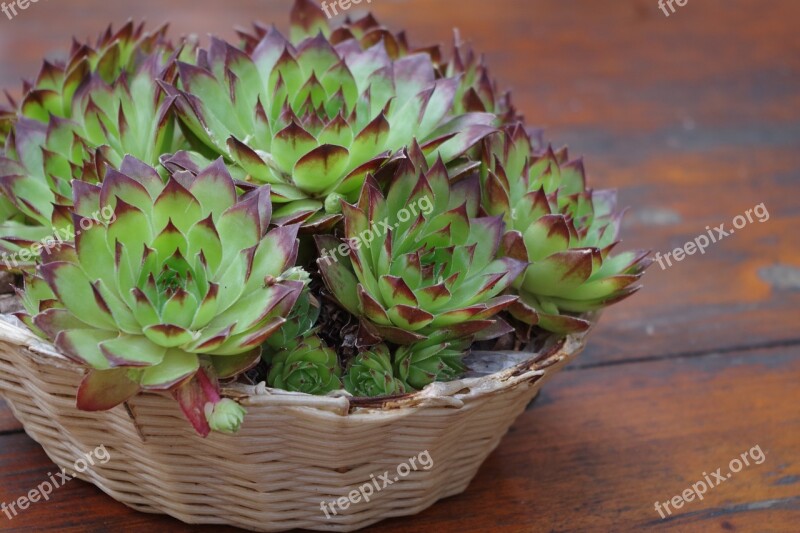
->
[266,333,342,395]
[344,344,406,397]
[316,151,527,346]
[481,126,651,333]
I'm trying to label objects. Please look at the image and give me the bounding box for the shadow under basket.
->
[0,315,588,532]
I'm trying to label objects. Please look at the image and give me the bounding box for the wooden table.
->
[1,0,798,531]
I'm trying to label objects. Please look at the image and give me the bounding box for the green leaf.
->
[143,324,195,348]
[272,122,318,174]
[209,349,261,379]
[140,350,199,390]
[227,137,274,183]
[207,283,296,335]
[161,288,199,329]
[152,220,188,262]
[130,288,160,329]
[191,283,219,330]
[246,225,299,293]
[100,335,168,366]
[351,114,390,165]
[92,279,140,334]
[315,235,360,314]
[216,198,261,263]
[523,214,571,261]
[188,159,238,221]
[55,329,116,369]
[40,262,117,330]
[100,168,154,214]
[152,178,203,234]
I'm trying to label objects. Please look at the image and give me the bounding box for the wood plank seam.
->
[574,337,800,370]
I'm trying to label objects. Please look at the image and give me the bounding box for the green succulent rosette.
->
[168,0,496,230]
[481,125,651,333]
[205,397,247,434]
[343,344,405,397]
[18,22,190,119]
[17,158,304,435]
[266,334,342,395]
[317,151,527,345]
[394,338,469,391]
[1,22,174,140]
[239,1,517,120]
[0,26,194,266]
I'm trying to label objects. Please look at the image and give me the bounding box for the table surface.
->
[1,0,799,531]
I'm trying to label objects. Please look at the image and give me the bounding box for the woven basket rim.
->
[0,313,589,416]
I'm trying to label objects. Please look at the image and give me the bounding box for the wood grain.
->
[0,0,798,531]
[0,400,22,434]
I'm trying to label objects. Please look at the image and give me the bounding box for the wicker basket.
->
[0,314,587,532]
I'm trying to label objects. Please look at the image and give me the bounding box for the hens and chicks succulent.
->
[0,0,648,435]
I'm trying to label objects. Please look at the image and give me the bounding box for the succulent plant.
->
[395,338,469,391]
[238,1,517,122]
[0,25,194,268]
[266,333,342,395]
[13,22,180,124]
[169,0,495,230]
[0,2,651,412]
[16,158,304,435]
[481,125,650,333]
[343,344,405,397]
[317,152,527,345]
[205,397,248,434]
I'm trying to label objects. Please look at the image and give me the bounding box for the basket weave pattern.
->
[0,317,585,532]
